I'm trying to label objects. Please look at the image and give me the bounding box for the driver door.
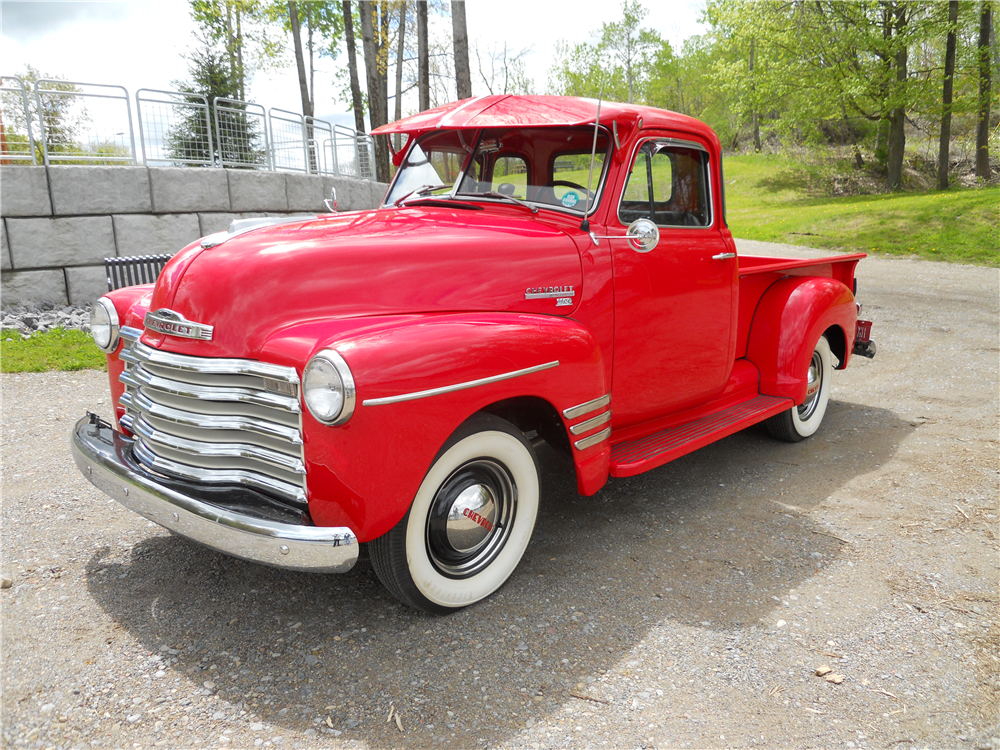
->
[609,137,736,427]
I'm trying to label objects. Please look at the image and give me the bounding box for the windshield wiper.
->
[394,184,453,207]
[479,191,539,214]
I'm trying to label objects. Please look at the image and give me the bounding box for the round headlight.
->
[302,350,356,425]
[90,298,120,353]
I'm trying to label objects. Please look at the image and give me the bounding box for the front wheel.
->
[369,414,540,614]
[766,335,833,442]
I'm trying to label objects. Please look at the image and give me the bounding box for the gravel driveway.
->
[3,241,998,750]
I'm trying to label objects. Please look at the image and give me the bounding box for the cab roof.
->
[370,95,714,142]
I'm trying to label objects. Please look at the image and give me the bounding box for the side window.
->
[619,141,711,228]
[491,155,528,198]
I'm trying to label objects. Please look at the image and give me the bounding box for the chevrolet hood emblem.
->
[144,309,214,341]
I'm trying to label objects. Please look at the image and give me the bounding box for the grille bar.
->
[121,366,300,413]
[117,334,307,507]
[133,416,306,475]
[122,390,303,444]
[133,440,306,505]
[122,340,300,383]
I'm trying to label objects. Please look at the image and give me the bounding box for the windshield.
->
[385,127,611,214]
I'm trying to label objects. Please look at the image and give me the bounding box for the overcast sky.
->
[1,0,707,129]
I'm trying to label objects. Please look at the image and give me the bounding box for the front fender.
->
[259,313,609,542]
[745,276,855,404]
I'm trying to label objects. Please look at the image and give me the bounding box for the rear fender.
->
[745,276,856,404]
[259,313,609,542]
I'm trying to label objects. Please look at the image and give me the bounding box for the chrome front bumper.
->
[71,415,358,573]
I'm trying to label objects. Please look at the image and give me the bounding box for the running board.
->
[609,394,792,477]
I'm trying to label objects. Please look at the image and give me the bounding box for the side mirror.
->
[627,218,659,253]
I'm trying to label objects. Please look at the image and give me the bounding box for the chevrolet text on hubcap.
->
[426,459,517,579]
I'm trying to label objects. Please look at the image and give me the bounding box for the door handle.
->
[712,252,736,260]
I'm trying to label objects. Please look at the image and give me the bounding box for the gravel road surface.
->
[3,241,998,750]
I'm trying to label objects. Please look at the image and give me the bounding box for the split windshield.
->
[385,127,611,214]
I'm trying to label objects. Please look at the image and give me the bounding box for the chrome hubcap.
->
[798,351,823,421]
[426,459,516,579]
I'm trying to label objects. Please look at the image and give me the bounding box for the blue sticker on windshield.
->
[561,191,580,208]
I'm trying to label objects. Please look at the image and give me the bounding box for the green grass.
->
[1,328,107,373]
[724,154,999,266]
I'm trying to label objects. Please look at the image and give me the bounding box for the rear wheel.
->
[766,335,833,442]
[369,414,540,614]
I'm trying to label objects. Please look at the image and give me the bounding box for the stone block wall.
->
[0,166,388,307]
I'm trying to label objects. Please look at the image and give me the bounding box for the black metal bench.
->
[104,255,173,292]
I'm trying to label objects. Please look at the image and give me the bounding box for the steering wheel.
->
[547,179,595,200]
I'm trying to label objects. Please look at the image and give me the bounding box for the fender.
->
[259,312,609,542]
[105,285,155,429]
[745,276,856,404]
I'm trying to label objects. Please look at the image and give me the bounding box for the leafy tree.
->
[166,38,265,167]
[1,66,88,161]
[189,0,282,101]
[548,0,665,104]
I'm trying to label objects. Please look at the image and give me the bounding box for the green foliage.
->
[1,66,88,162]
[0,328,107,373]
[724,153,999,266]
[548,0,667,103]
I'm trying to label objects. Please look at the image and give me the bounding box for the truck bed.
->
[735,253,866,360]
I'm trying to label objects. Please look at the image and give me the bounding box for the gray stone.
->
[198,213,243,236]
[66,265,109,305]
[227,170,288,212]
[6,216,115,268]
[370,181,389,209]
[113,214,200,257]
[49,166,151,215]
[149,168,230,213]
[285,174,326,213]
[0,166,52,217]
[1,269,68,307]
[2,220,10,270]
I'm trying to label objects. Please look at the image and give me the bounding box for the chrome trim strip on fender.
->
[72,416,356,573]
[121,326,143,342]
[569,410,611,436]
[563,393,611,420]
[362,361,560,407]
[574,427,611,451]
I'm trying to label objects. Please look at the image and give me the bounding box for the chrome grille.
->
[117,328,306,506]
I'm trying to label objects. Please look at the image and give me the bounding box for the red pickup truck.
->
[73,95,875,614]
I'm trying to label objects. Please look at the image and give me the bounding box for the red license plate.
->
[855,319,872,343]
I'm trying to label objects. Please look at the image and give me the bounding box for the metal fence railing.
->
[0,76,37,164]
[35,79,136,165]
[137,89,213,167]
[214,97,269,170]
[0,76,377,180]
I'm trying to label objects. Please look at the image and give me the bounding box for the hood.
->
[142,206,583,358]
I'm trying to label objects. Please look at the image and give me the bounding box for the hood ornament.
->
[144,309,214,341]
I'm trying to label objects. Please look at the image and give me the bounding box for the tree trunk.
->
[288,2,315,172]
[937,0,959,190]
[360,1,391,182]
[975,1,993,180]
[749,38,761,152]
[452,1,472,99]
[417,0,429,110]
[393,2,406,149]
[886,4,908,191]
[343,1,366,134]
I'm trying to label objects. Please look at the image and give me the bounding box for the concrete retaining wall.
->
[0,166,388,307]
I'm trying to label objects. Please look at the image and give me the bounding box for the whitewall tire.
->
[369,414,539,614]
[766,335,833,442]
